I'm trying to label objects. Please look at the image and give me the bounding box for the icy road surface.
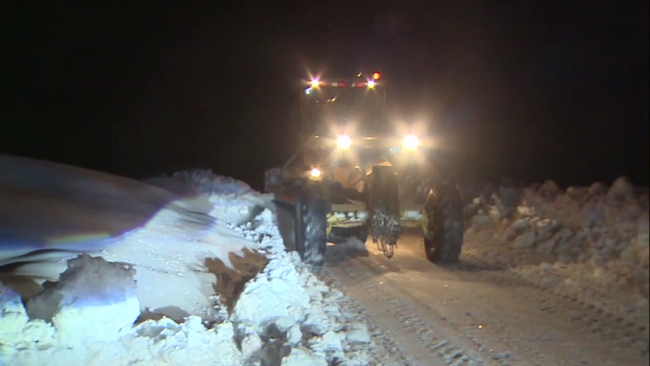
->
[278,209,647,366]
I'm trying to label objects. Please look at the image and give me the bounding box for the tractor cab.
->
[299,72,421,182]
[301,71,385,140]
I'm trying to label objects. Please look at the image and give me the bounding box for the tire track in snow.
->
[413,242,646,358]
[462,228,649,354]
[392,234,647,365]
[341,233,641,366]
[322,252,489,366]
[459,250,650,360]
[316,268,421,366]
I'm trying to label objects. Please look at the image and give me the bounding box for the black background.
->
[2,1,648,190]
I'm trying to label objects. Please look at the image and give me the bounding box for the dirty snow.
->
[0,170,377,365]
[174,169,274,226]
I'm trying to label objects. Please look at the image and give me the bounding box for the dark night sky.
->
[1,1,648,190]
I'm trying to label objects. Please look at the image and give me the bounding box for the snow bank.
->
[462,177,649,339]
[463,177,648,273]
[1,170,374,365]
[0,276,243,366]
[173,169,275,226]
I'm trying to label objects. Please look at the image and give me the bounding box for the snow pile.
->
[231,251,374,366]
[0,269,243,366]
[174,169,275,226]
[173,169,256,196]
[94,169,277,320]
[464,177,648,272]
[25,255,138,324]
[96,200,262,321]
[226,211,375,365]
[0,171,374,365]
[462,177,649,339]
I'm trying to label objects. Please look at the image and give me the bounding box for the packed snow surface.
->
[0,169,376,365]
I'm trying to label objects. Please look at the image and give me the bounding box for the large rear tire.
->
[295,184,328,266]
[423,182,464,263]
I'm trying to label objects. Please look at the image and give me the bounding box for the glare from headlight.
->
[403,134,420,150]
[337,135,352,149]
[310,168,322,178]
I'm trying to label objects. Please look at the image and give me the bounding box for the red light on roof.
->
[372,72,381,80]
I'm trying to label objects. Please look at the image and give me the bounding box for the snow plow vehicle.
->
[265,71,464,266]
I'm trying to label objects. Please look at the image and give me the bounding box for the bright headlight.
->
[337,135,352,149]
[310,167,322,178]
[403,135,420,150]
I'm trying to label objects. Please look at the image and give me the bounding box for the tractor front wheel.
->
[295,184,328,266]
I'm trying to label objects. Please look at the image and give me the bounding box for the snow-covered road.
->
[277,179,650,366]
[321,231,646,366]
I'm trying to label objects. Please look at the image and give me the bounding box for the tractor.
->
[265,71,464,266]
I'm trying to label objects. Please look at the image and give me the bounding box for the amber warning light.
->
[372,72,381,80]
